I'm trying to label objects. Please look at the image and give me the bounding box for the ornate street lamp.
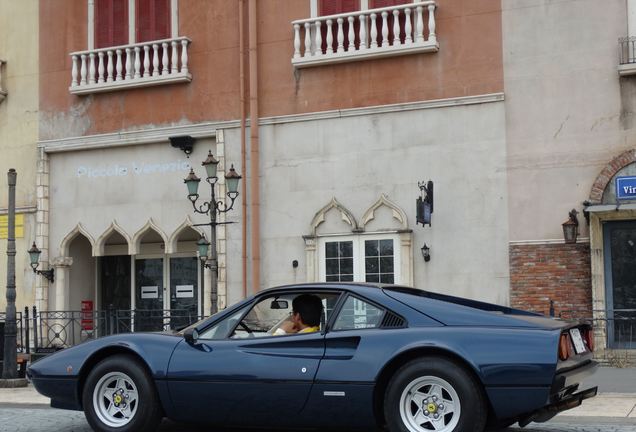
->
[27,242,55,282]
[562,209,579,244]
[185,151,241,314]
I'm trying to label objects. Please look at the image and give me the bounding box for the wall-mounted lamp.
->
[416,180,434,227]
[562,209,579,244]
[170,135,196,156]
[421,244,431,262]
[27,242,55,282]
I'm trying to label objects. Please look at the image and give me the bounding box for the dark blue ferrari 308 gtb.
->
[28,283,597,432]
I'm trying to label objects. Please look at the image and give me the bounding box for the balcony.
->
[0,59,6,102]
[291,1,438,69]
[619,37,636,76]
[69,36,192,95]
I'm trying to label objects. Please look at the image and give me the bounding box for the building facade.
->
[504,0,636,358]
[31,0,636,356]
[0,0,39,317]
[37,0,507,329]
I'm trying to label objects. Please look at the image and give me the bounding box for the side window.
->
[231,292,341,339]
[333,296,385,330]
[198,306,247,340]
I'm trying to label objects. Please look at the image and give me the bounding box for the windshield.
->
[177,297,253,335]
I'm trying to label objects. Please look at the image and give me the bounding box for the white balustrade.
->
[291,1,438,68]
[69,36,192,95]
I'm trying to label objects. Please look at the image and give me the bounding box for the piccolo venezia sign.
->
[76,159,191,178]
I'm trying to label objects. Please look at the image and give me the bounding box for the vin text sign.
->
[616,176,636,200]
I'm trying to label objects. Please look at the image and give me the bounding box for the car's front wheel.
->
[384,357,487,432]
[82,354,162,432]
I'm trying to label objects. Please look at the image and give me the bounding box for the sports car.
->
[28,283,598,432]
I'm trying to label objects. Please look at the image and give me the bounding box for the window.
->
[319,235,400,284]
[92,0,174,49]
[333,296,384,330]
[198,306,247,340]
[229,292,341,339]
[95,0,128,48]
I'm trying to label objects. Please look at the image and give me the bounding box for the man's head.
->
[291,294,323,328]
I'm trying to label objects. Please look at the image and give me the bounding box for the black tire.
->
[82,354,162,432]
[384,357,487,432]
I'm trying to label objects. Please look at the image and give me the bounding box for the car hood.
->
[384,288,566,329]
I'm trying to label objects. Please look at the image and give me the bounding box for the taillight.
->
[583,328,595,352]
[559,333,571,360]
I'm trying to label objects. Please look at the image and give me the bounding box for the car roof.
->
[258,282,396,293]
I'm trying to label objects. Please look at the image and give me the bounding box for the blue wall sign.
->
[616,176,636,200]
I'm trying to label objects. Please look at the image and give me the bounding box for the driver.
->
[272,294,322,336]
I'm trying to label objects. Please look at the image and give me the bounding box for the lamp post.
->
[2,169,17,380]
[184,151,241,315]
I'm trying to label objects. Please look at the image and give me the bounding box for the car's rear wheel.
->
[384,357,487,432]
[82,354,162,432]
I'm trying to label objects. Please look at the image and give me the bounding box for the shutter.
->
[319,0,359,15]
[95,0,128,48]
[112,0,128,46]
[319,1,360,53]
[136,0,170,42]
[370,0,410,7]
[370,0,410,46]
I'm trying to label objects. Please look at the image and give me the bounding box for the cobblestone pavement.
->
[0,407,634,432]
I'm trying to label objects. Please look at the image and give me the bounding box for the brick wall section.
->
[509,243,592,318]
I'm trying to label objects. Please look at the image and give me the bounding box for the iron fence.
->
[0,311,26,354]
[558,309,636,350]
[619,36,636,65]
[33,307,205,350]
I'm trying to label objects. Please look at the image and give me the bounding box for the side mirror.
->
[270,300,289,310]
[184,327,199,345]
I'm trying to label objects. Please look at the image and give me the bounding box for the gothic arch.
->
[131,218,169,255]
[309,197,359,236]
[95,220,132,256]
[589,149,636,204]
[60,223,96,257]
[361,194,408,230]
[167,216,204,254]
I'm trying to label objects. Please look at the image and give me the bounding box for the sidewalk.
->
[0,367,634,419]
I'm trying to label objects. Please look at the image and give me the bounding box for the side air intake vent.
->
[381,312,406,328]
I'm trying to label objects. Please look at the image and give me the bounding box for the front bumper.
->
[29,376,82,411]
[519,386,598,427]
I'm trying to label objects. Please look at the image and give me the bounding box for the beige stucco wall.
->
[0,0,39,313]
[503,0,634,241]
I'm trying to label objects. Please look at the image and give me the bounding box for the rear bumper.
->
[550,359,598,398]
[519,386,598,427]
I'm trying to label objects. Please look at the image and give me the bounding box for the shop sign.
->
[616,176,636,200]
[76,159,191,179]
[0,214,24,239]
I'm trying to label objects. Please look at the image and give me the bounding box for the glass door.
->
[604,221,636,348]
[135,258,164,331]
[169,257,200,330]
[99,256,131,334]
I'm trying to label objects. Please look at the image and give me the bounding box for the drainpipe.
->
[248,0,261,292]
[239,0,247,298]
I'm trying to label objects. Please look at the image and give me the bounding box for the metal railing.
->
[558,309,636,351]
[0,311,26,354]
[33,307,205,349]
[619,36,636,65]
